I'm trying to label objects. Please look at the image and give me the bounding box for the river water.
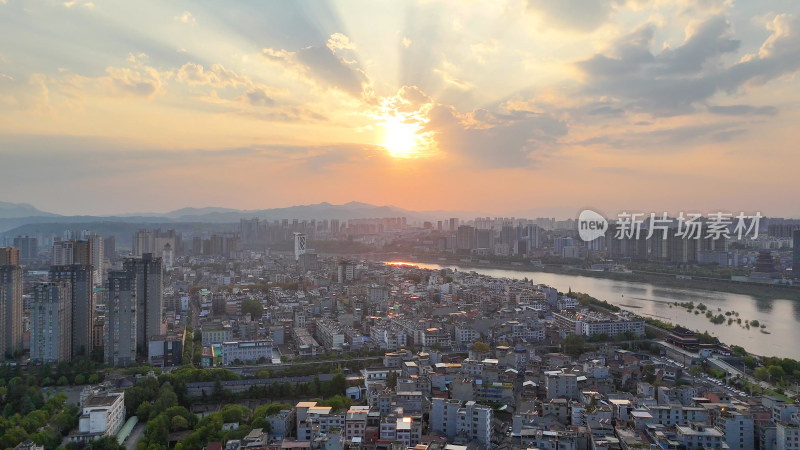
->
[410,262,800,359]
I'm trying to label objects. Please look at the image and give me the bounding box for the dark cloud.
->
[262,35,370,98]
[0,135,386,187]
[575,121,750,149]
[425,103,567,168]
[294,45,368,96]
[576,14,800,115]
[526,0,623,32]
[708,104,778,116]
[244,88,275,107]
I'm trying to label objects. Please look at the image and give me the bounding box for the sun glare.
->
[381,116,422,158]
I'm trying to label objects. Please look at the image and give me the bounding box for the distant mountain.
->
[163,207,241,218]
[164,202,436,223]
[0,201,59,219]
[0,201,489,234]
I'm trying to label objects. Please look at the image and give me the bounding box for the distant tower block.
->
[294,233,307,261]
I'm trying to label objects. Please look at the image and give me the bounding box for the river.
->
[408,262,800,359]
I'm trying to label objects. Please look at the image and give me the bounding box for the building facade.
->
[31,281,73,363]
[0,248,23,357]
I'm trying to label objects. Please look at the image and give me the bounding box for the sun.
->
[381,116,422,158]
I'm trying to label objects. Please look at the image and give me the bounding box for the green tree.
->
[471,341,490,353]
[171,415,189,431]
[329,373,347,397]
[768,365,786,381]
[241,299,264,319]
[754,367,770,381]
[562,334,585,357]
[386,371,398,389]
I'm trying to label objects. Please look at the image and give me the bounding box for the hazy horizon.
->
[3,199,800,223]
[1,1,799,217]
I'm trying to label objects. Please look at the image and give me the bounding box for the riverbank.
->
[372,254,800,301]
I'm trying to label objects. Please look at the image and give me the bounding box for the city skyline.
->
[2,1,800,217]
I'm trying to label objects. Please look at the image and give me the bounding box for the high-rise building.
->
[526,224,542,249]
[456,225,476,251]
[52,239,75,265]
[13,236,38,263]
[123,254,163,356]
[30,281,73,363]
[79,233,104,284]
[0,248,23,357]
[294,233,307,261]
[73,238,92,266]
[105,270,137,366]
[0,247,19,266]
[104,235,116,261]
[240,218,260,245]
[793,229,800,278]
[449,218,459,232]
[554,237,574,255]
[476,229,491,249]
[500,225,516,249]
[132,229,152,257]
[49,265,94,357]
[430,399,492,448]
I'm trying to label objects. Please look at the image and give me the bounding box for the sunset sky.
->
[1,0,799,218]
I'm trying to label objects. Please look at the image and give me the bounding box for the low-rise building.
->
[221,339,273,365]
[68,392,125,444]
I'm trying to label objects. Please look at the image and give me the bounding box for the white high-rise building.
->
[294,233,306,261]
[31,281,73,363]
[52,239,75,265]
[430,398,492,448]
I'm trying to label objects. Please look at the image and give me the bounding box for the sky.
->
[1,0,799,218]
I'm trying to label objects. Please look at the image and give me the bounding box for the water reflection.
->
[411,262,800,359]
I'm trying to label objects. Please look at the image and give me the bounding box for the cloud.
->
[326,33,355,51]
[576,121,751,149]
[176,62,248,88]
[0,135,388,184]
[175,62,287,111]
[175,11,195,25]
[526,0,623,32]
[241,88,274,107]
[576,14,800,115]
[707,104,777,116]
[376,86,566,168]
[262,33,371,98]
[100,54,169,98]
[433,68,474,90]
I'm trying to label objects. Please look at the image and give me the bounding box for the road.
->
[124,423,145,450]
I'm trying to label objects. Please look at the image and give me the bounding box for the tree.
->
[74,374,86,385]
[329,373,347,397]
[472,342,490,353]
[171,416,189,431]
[386,371,398,389]
[562,334,585,357]
[754,367,770,381]
[768,365,786,381]
[241,299,264,319]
